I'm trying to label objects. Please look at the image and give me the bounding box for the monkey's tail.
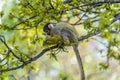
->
[73,45,85,80]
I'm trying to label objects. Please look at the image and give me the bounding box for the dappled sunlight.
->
[0,0,120,80]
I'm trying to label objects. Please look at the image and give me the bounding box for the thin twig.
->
[11,15,37,29]
[0,37,25,63]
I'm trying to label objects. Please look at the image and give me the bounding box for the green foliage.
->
[59,71,74,80]
[0,0,120,80]
[99,62,109,70]
[83,19,93,30]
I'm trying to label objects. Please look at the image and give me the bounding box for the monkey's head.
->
[43,23,54,35]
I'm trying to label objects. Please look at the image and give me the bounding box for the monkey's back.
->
[55,22,79,36]
[55,22,79,43]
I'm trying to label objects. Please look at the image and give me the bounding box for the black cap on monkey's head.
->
[43,23,52,35]
[43,23,51,32]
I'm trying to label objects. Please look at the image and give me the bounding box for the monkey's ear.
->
[48,24,54,29]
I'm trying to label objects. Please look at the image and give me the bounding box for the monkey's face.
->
[43,23,51,35]
[43,23,54,35]
[44,29,50,35]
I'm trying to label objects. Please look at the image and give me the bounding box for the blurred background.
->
[0,0,120,80]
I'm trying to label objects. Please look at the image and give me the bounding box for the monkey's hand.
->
[43,35,62,46]
[57,41,64,48]
[43,35,51,46]
[43,40,51,46]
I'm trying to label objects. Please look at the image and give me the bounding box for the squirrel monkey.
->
[43,22,85,80]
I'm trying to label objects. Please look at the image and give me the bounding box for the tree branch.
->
[0,45,58,73]
[0,29,101,73]
[11,15,37,30]
[78,29,101,41]
[0,36,25,63]
[66,1,120,11]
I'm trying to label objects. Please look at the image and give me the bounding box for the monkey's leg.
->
[73,45,85,80]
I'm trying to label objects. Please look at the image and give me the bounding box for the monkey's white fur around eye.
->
[48,24,54,29]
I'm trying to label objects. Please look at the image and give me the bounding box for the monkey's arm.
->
[62,36,70,45]
[43,35,62,45]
